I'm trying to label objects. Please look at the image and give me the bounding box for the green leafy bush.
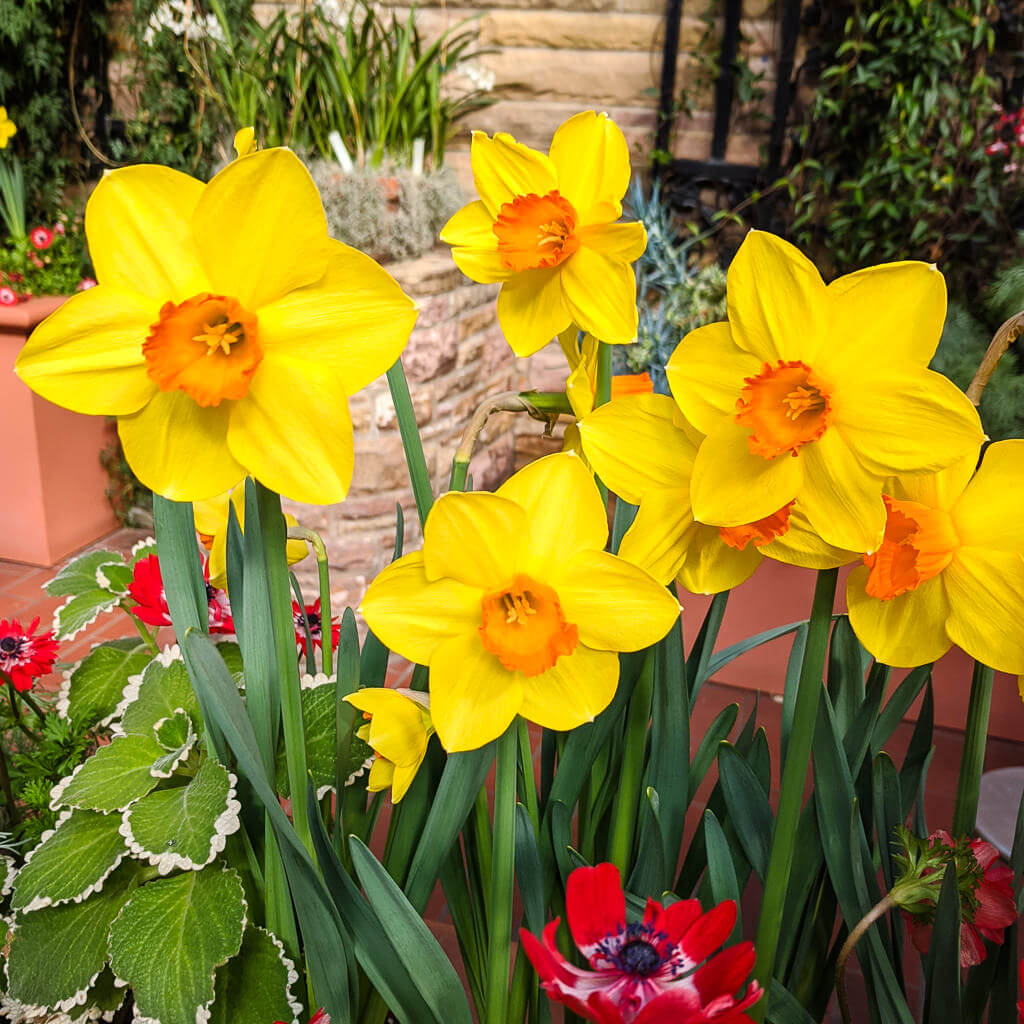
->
[0,219,92,300]
[781,0,1023,291]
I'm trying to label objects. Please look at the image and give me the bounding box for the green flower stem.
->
[608,649,654,874]
[952,661,995,836]
[386,358,434,527]
[473,784,494,892]
[287,526,333,678]
[255,483,313,854]
[3,676,39,741]
[835,892,896,1024]
[2,672,46,725]
[484,725,518,1024]
[595,341,612,408]
[516,717,540,833]
[123,606,161,656]
[752,567,838,1012]
[0,740,18,826]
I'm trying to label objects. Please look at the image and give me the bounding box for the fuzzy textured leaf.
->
[118,656,201,737]
[208,927,302,1024]
[53,589,122,641]
[59,641,152,729]
[12,809,127,911]
[45,550,122,597]
[108,867,246,1024]
[51,734,166,812]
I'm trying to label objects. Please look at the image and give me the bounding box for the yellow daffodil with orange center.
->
[578,393,854,594]
[360,453,680,751]
[344,688,434,802]
[0,108,16,149]
[560,328,652,421]
[192,480,309,590]
[665,230,984,552]
[440,111,646,357]
[15,148,417,503]
[847,441,1024,671]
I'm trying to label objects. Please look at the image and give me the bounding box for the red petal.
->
[677,900,737,965]
[520,922,574,987]
[645,897,703,949]
[959,924,987,967]
[567,864,627,960]
[693,942,757,1003]
[975,879,1017,931]
[970,838,1000,872]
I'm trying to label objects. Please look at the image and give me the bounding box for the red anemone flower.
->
[906,830,1017,967]
[0,286,18,306]
[293,597,340,653]
[0,617,59,692]
[128,553,234,635]
[29,226,54,250]
[520,863,762,1023]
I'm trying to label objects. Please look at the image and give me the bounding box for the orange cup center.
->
[478,573,579,677]
[493,191,581,272]
[142,292,262,408]
[719,501,795,551]
[735,360,832,459]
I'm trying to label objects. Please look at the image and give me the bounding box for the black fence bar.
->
[766,0,803,178]
[710,0,744,160]
[655,0,686,157]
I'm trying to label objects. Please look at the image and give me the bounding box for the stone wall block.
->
[404,321,459,381]
[458,304,497,342]
[374,388,433,430]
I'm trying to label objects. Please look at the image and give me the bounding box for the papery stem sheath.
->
[752,567,838,1013]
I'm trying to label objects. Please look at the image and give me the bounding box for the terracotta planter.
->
[683,560,1023,743]
[0,296,118,567]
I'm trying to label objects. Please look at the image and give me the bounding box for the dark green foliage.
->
[0,0,110,221]
[781,0,1023,292]
[0,220,91,297]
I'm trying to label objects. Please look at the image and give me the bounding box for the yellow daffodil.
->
[665,231,984,552]
[360,452,679,751]
[193,480,308,589]
[344,688,434,802]
[16,149,417,504]
[579,393,853,593]
[233,126,257,158]
[0,108,15,149]
[847,441,1024,671]
[440,111,645,357]
[560,328,652,420]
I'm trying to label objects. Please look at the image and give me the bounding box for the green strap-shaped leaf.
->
[5,863,140,1011]
[51,734,166,812]
[120,759,240,874]
[12,808,127,912]
[53,589,122,641]
[56,641,152,729]
[116,652,201,738]
[208,927,303,1024]
[108,867,246,1024]
[45,550,122,596]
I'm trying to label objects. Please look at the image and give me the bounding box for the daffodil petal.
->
[226,353,354,504]
[577,221,646,262]
[470,131,557,218]
[440,200,498,249]
[346,689,428,767]
[118,390,245,501]
[665,322,761,436]
[518,645,618,731]
[451,246,516,284]
[618,490,696,586]
[760,505,856,569]
[835,367,984,475]
[15,285,157,415]
[579,393,695,502]
[893,451,977,511]
[360,552,483,664]
[952,441,1024,550]
[86,165,208,302]
[825,261,946,371]
[846,566,951,668]
[193,148,328,310]
[945,550,1024,673]
[496,454,607,573]
[548,111,630,223]
[561,248,637,344]
[556,550,679,650]
[422,492,526,589]
[391,763,420,803]
[690,422,804,527]
[256,239,417,395]
[677,524,763,595]
[496,269,572,357]
[726,230,828,362]
[429,633,522,751]
[797,428,885,552]
[367,756,395,792]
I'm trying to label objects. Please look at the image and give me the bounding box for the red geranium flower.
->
[128,553,234,635]
[906,830,1017,967]
[0,617,59,692]
[520,863,762,1023]
[29,226,53,250]
[293,598,339,653]
[0,286,18,306]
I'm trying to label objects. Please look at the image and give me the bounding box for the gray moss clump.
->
[309,161,465,264]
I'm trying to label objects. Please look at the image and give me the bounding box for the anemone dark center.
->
[0,637,18,653]
[619,939,661,976]
[205,583,217,601]
[307,612,321,630]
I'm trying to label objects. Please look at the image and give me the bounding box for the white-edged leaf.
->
[108,867,246,1024]
[116,654,200,739]
[5,863,140,1011]
[1,853,15,898]
[120,760,240,874]
[57,643,152,729]
[45,551,122,597]
[53,591,122,642]
[208,927,302,1024]
[12,809,127,912]
[95,561,133,595]
[51,735,165,812]
[150,714,197,779]
[129,537,157,564]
